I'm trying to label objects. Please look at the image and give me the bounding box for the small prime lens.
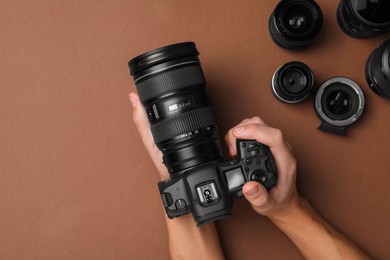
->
[271,61,315,103]
[268,0,323,50]
[315,77,365,136]
[128,42,223,175]
[337,0,390,38]
[365,38,390,98]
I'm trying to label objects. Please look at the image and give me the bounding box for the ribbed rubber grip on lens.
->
[150,107,216,144]
[373,70,390,97]
[136,65,206,102]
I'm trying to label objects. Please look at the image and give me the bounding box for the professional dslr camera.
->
[128,42,277,225]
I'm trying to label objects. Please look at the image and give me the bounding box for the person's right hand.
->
[225,117,302,221]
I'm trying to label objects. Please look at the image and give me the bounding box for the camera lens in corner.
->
[268,0,323,50]
[337,0,390,38]
[271,61,315,103]
[314,77,365,136]
[365,38,390,98]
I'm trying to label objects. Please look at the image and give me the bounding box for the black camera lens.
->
[337,0,390,38]
[268,0,323,50]
[315,77,365,136]
[128,42,223,176]
[271,61,315,103]
[365,38,390,98]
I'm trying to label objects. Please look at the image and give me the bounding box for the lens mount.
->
[268,0,323,49]
[315,77,365,127]
[365,38,390,98]
[271,61,315,103]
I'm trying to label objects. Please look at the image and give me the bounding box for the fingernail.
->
[129,95,138,108]
[245,185,259,197]
[234,126,245,135]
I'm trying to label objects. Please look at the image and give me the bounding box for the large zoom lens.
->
[337,0,390,38]
[268,0,323,50]
[365,38,390,98]
[128,42,223,176]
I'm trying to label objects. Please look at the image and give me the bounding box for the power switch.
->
[161,193,173,207]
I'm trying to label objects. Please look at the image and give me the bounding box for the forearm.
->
[165,215,225,260]
[270,197,370,260]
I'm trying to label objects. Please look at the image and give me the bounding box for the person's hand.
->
[129,92,169,180]
[129,92,301,220]
[225,117,302,220]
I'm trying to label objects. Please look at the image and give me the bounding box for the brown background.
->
[1,0,390,259]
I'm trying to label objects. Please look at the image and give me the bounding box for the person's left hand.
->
[129,92,169,180]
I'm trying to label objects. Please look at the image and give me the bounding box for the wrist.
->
[268,194,308,225]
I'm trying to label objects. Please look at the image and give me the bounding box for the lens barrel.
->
[365,38,390,98]
[268,0,323,50]
[129,42,223,176]
[337,0,390,38]
[315,77,365,135]
[271,61,315,103]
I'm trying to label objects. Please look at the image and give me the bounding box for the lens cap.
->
[272,61,315,103]
[315,77,365,136]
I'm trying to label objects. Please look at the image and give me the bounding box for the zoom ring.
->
[373,70,390,96]
[150,107,216,144]
[136,65,206,102]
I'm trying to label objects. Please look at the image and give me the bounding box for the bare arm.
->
[129,93,225,260]
[270,198,370,260]
[226,119,371,260]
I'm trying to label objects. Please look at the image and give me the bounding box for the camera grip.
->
[235,139,277,191]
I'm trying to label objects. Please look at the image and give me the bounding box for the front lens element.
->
[337,0,390,38]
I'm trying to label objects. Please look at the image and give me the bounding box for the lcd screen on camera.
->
[225,168,245,191]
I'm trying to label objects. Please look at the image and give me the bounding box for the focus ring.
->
[373,69,390,96]
[136,65,206,102]
[150,107,216,144]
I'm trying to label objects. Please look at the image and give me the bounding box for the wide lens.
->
[365,38,390,98]
[268,0,323,50]
[271,61,315,103]
[128,42,223,176]
[337,0,390,38]
[315,77,365,128]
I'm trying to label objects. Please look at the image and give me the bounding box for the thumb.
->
[243,182,274,214]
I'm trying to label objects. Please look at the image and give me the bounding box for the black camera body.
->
[128,42,277,225]
[158,139,277,225]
